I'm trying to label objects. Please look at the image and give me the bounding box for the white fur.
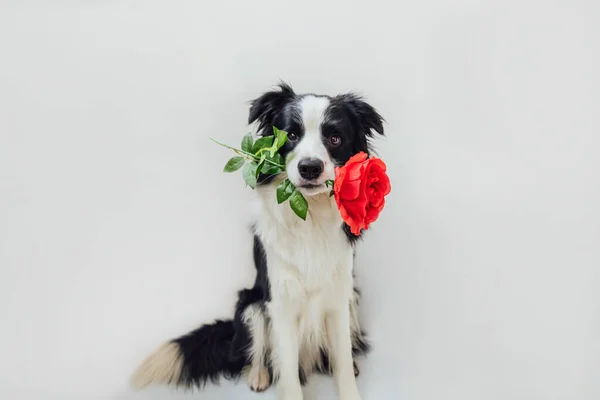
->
[243,304,271,391]
[130,342,183,389]
[286,96,335,196]
[251,96,361,400]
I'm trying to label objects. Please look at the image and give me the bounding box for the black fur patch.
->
[343,223,364,245]
[173,320,245,388]
[252,232,271,302]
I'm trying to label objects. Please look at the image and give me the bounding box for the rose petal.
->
[346,152,368,166]
[345,163,367,182]
[339,180,364,201]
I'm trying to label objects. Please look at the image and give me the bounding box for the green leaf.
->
[256,153,267,177]
[289,189,308,220]
[272,152,284,165]
[271,127,288,156]
[241,133,253,153]
[261,152,285,175]
[223,156,245,172]
[252,136,274,154]
[325,179,334,188]
[242,162,258,189]
[262,163,283,176]
[276,179,296,204]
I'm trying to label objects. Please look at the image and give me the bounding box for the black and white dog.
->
[131,83,385,400]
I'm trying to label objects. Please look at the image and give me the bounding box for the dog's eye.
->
[288,132,298,141]
[329,135,342,147]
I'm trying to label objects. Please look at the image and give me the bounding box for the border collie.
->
[131,82,385,400]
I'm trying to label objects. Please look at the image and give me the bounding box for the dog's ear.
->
[335,93,385,137]
[248,82,296,133]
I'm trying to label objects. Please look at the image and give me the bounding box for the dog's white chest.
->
[277,225,348,290]
[254,185,354,298]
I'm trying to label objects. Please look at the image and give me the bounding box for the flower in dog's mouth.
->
[332,152,391,235]
[212,129,391,233]
[211,127,311,219]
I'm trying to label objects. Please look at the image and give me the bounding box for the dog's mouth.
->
[299,183,323,189]
[295,181,330,196]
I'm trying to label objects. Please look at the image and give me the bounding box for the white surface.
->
[0,1,599,399]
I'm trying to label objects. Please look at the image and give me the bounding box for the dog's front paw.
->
[248,365,270,392]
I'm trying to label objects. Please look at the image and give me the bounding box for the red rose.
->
[334,152,391,236]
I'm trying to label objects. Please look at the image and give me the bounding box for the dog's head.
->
[248,82,385,196]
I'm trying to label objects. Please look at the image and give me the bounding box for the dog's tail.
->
[130,320,247,390]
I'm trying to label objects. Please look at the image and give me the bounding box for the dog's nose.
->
[298,158,324,180]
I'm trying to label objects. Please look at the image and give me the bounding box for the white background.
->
[1,1,599,399]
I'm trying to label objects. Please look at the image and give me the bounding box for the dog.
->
[131,82,385,400]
